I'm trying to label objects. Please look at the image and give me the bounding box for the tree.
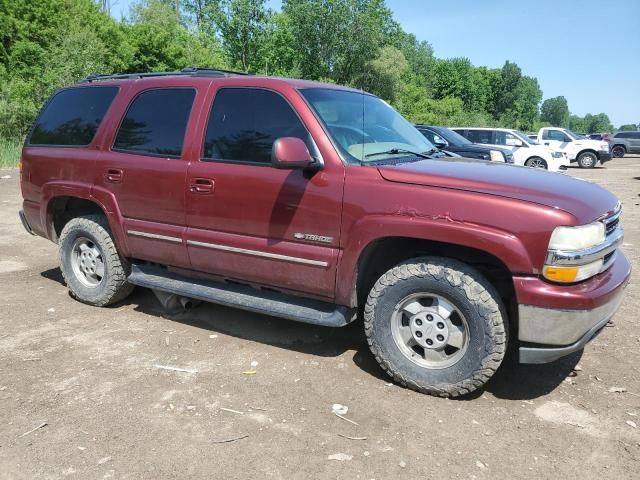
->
[583,113,612,133]
[359,46,408,102]
[511,76,542,131]
[494,61,522,117]
[282,0,395,84]
[183,0,222,35]
[218,0,269,71]
[619,124,638,131]
[540,96,570,127]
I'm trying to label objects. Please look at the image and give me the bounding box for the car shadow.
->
[41,266,577,399]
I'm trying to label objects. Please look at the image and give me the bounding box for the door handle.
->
[544,142,550,146]
[190,178,214,194]
[105,168,123,183]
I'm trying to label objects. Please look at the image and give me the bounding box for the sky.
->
[111,0,640,127]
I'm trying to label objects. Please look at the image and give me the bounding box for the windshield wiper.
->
[364,148,435,159]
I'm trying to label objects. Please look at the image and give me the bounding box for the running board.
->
[128,264,352,327]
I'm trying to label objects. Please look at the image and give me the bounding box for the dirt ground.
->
[0,157,639,480]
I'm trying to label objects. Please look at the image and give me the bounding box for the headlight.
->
[489,150,505,162]
[552,151,564,158]
[548,222,605,251]
[543,221,606,283]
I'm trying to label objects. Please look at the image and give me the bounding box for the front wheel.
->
[364,257,507,397]
[611,145,626,158]
[525,156,548,169]
[577,151,597,168]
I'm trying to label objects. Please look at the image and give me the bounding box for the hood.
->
[449,143,508,155]
[377,158,618,224]
[575,139,608,150]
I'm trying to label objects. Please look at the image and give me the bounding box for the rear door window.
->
[202,88,308,164]
[466,130,493,144]
[28,86,119,146]
[113,88,196,158]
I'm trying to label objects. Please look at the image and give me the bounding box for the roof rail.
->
[81,67,251,83]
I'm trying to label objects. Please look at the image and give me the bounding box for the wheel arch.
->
[44,193,130,257]
[349,236,519,332]
[47,196,105,241]
[611,143,627,152]
[577,148,598,159]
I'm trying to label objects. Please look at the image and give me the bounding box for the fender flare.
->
[41,181,130,256]
[335,214,534,306]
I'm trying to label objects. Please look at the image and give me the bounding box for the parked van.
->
[452,127,568,172]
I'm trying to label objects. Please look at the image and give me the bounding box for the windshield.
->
[565,129,584,140]
[433,127,472,145]
[300,88,434,163]
[512,130,533,145]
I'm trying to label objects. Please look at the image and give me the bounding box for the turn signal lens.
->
[543,266,578,282]
[543,259,603,283]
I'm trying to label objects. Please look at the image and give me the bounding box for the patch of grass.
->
[0,137,22,168]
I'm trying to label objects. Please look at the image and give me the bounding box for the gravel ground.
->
[0,157,639,479]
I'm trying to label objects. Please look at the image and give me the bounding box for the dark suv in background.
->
[415,125,513,164]
[609,131,640,157]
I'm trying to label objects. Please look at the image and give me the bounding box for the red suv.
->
[19,69,630,397]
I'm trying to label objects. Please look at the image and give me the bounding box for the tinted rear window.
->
[28,86,119,146]
[466,130,493,144]
[113,88,196,158]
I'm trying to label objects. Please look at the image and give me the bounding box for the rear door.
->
[630,132,640,152]
[465,129,495,146]
[93,83,204,267]
[184,86,345,299]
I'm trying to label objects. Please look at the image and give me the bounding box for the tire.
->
[525,156,548,169]
[58,214,134,306]
[611,145,626,158]
[364,257,507,397]
[577,151,597,168]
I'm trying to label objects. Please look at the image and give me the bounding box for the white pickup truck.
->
[537,127,612,168]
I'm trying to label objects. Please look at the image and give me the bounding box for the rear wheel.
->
[611,145,626,158]
[577,151,597,168]
[525,156,548,169]
[59,214,134,306]
[364,257,507,397]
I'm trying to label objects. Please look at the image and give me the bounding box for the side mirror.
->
[433,139,448,148]
[564,137,573,143]
[271,137,316,170]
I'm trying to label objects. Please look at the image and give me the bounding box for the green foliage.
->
[359,46,409,102]
[0,0,618,141]
[618,124,638,132]
[218,0,269,71]
[540,96,570,127]
[0,137,21,168]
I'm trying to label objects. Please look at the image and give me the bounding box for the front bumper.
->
[515,252,631,364]
[19,210,35,235]
[598,151,612,163]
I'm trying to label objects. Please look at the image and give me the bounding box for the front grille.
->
[605,216,619,236]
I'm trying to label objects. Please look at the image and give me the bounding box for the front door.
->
[185,87,344,299]
[94,85,203,267]
[540,129,572,155]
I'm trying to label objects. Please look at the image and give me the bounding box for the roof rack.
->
[81,67,251,83]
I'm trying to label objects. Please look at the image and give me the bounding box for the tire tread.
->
[364,257,506,398]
